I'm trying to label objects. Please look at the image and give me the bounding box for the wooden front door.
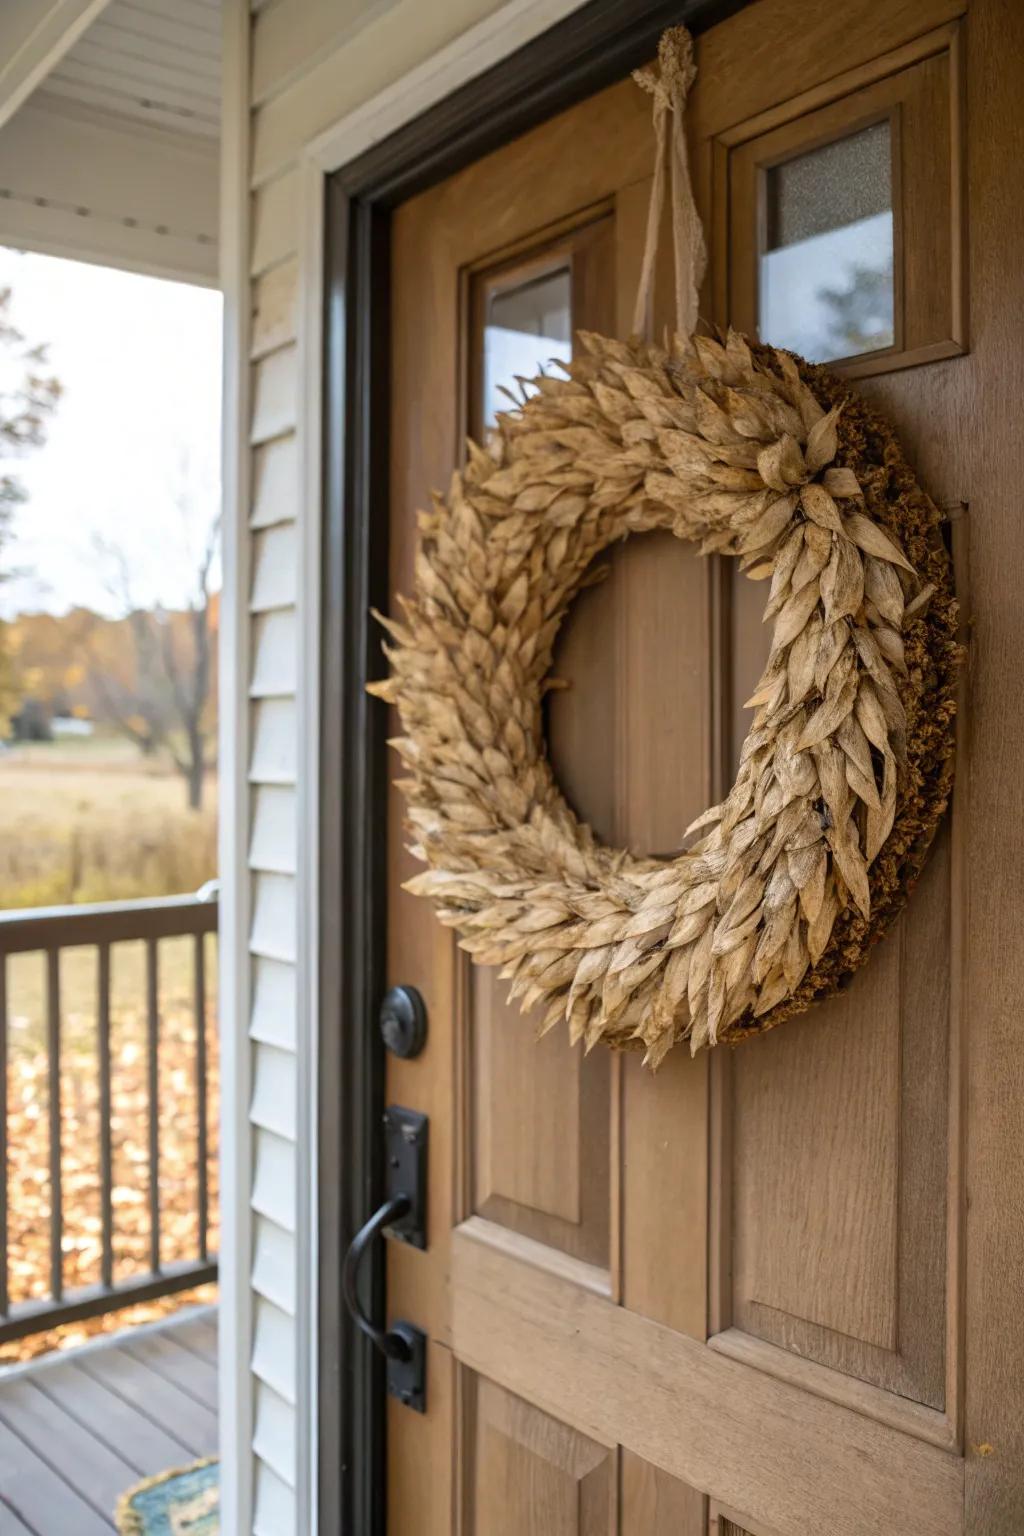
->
[381,1,1024,1530]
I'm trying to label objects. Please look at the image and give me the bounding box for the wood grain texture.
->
[464,1374,616,1536]
[389,1339,457,1536]
[732,931,901,1353]
[452,1227,964,1536]
[690,0,965,139]
[621,1450,706,1535]
[615,533,712,1337]
[708,0,964,1425]
[464,213,615,1269]
[727,815,950,1405]
[961,1,1024,1528]
[471,975,613,1266]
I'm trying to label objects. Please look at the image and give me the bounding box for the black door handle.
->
[340,1106,428,1409]
[341,1196,418,1362]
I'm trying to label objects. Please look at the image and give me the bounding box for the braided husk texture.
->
[370,330,958,1065]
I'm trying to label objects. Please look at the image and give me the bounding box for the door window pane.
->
[759,121,894,363]
[482,267,571,430]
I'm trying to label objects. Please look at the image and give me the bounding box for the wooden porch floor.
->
[0,1308,217,1535]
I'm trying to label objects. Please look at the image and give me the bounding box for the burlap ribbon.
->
[630,26,707,340]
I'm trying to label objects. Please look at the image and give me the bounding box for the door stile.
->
[945,501,970,1456]
[707,555,737,1343]
[702,116,737,1351]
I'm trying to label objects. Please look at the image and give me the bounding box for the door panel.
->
[463,1376,616,1536]
[470,968,612,1267]
[728,826,950,1406]
[382,0,1024,1529]
[451,1229,962,1536]
[621,1451,706,1536]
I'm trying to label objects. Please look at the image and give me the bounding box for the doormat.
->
[116,1458,219,1534]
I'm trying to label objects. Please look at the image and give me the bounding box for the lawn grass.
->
[1,738,220,1362]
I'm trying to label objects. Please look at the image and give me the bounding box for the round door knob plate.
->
[380,985,428,1059]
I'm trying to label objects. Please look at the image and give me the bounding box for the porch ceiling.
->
[0,0,221,286]
[37,0,221,144]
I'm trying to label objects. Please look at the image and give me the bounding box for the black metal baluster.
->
[46,948,62,1303]
[0,955,8,1320]
[146,937,160,1274]
[194,933,209,1263]
[98,943,113,1292]
[0,897,217,1348]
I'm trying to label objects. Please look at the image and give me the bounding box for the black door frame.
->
[318,2,751,1528]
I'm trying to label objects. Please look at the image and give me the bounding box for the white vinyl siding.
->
[249,956,297,1049]
[250,344,299,443]
[251,434,300,530]
[249,699,298,785]
[254,1461,297,1536]
[250,524,298,613]
[253,1378,298,1482]
[249,610,297,698]
[250,1126,297,1231]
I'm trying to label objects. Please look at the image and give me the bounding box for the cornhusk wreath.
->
[369,31,959,1066]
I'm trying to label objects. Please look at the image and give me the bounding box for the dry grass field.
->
[0,735,216,909]
[0,737,219,1362]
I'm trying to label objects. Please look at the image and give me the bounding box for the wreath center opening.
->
[545,530,709,861]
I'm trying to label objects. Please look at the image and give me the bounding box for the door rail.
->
[0,891,218,1345]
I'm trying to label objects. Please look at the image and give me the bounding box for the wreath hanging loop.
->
[630,25,706,339]
[369,31,959,1066]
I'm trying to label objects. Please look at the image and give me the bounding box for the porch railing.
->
[0,891,218,1344]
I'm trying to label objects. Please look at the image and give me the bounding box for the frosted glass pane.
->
[759,122,894,364]
[483,268,572,430]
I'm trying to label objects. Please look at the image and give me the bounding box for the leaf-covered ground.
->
[2,934,219,1365]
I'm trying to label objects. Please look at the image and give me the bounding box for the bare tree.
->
[157,515,219,810]
[85,460,220,810]
[86,541,173,757]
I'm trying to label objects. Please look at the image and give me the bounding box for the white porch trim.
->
[0,0,112,132]
[217,3,254,1535]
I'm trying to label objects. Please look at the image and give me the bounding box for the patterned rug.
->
[116,1458,219,1534]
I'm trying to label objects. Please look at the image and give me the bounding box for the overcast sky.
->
[0,248,222,619]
